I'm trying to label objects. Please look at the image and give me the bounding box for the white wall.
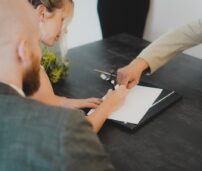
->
[65,0,202,59]
[65,0,101,49]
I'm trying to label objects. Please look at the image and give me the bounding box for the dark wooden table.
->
[54,34,202,171]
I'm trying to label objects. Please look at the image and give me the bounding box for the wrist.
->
[96,100,113,116]
[58,96,68,107]
[131,58,149,72]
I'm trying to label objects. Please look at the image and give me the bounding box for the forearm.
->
[30,66,69,107]
[137,19,202,73]
[130,58,149,73]
[31,67,59,105]
[86,102,112,133]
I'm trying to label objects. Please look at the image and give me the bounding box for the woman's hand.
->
[102,85,129,113]
[86,85,129,133]
[60,97,103,109]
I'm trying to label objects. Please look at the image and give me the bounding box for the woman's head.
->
[29,0,74,46]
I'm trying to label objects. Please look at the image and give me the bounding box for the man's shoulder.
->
[0,93,87,130]
[0,94,114,171]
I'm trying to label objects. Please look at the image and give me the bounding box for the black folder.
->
[109,81,182,131]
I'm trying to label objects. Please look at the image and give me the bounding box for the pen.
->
[151,91,175,107]
[94,69,117,77]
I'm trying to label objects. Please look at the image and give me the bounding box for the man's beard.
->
[22,58,40,96]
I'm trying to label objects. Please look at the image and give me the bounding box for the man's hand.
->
[117,58,149,89]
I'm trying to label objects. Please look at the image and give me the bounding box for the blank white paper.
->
[108,85,162,124]
[88,85,162,124]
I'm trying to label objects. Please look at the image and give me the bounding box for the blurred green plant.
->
[41,46,69,84]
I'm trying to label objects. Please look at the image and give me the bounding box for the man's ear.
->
[35,4,53,22]
[17,40,30,66]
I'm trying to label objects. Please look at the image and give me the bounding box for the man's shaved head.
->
[0,0,42,96]
[0,0,39,50]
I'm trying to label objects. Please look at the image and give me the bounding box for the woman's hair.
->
[28,0,73,12]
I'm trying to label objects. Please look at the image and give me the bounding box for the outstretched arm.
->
[86,85,129,133]
[31,68,102,109]
[138,19,202,73]
[117,19,202,88]
[31,68,129,133]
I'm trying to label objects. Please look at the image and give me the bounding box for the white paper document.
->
[108,85,162,124]
[88,85,162,124]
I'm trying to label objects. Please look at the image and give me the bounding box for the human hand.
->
[117,58,149,89]
[60,97,103,109]
[86,85,129,133]
[102,85,129,113]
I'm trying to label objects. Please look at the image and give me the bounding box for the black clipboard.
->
[108,81,182,131]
